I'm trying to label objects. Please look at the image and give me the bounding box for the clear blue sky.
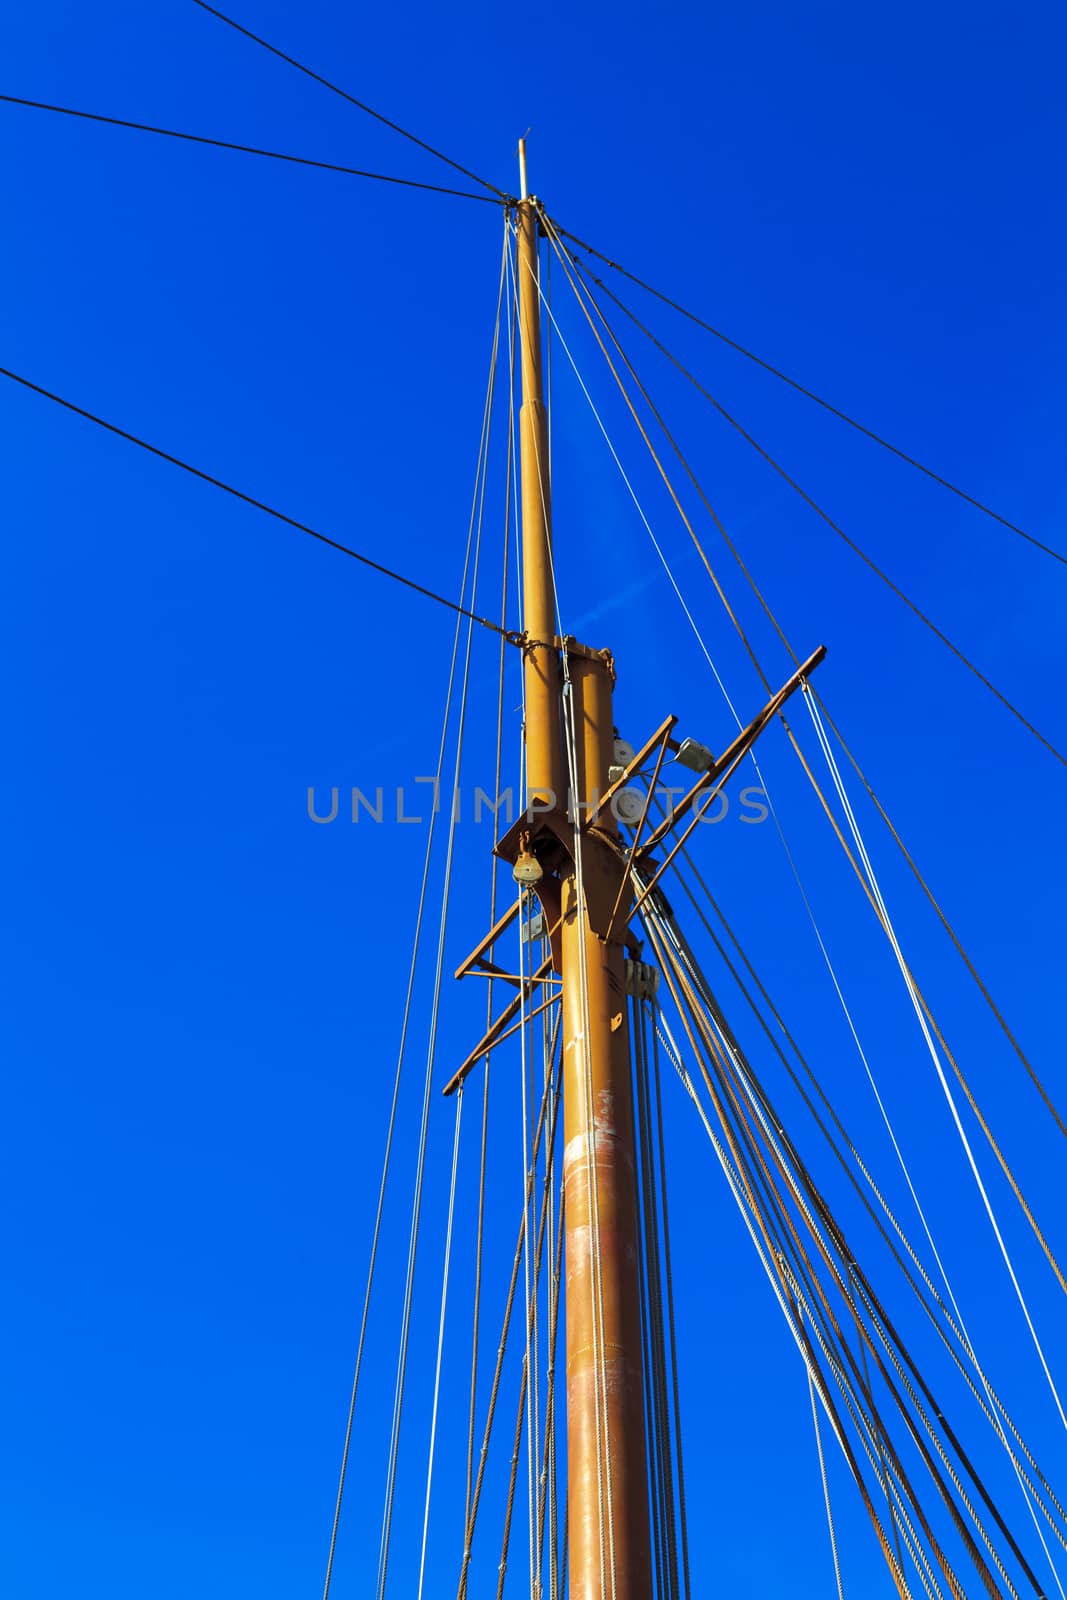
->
[2,3,1065,1596]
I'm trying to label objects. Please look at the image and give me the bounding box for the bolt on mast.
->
[514,139,653,1600]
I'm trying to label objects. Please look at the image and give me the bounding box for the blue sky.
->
[2,2,1065,1596]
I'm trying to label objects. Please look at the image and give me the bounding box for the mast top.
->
[517,135,528,201]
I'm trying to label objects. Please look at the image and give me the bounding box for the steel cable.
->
[546,215,1066,567]
[192,0,511,200]
[0,364,519,642]
[0,93,502,201]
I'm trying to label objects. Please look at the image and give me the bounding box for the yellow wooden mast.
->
[514,140,653,1600]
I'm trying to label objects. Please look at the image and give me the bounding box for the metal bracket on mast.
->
[442,646,826,1091]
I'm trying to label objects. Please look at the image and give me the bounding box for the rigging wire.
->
[546,216,1066,567]
[654,922,961,1593]
[644,901,1040,1600]
[805,1309,848,1600]
[546,224,1067,1141]
[517,886,541,1596]
[804,690,1067,1431]
[638,780,1067,1589]
[646,930,917,1598]
[494,1026,564,1600]
[374,249,504,1598]
[191,0,511,200]
[496,1116,566,1600]
[544,225,1066,770]
[13,36,1064,1584]
[531,225,1058,1504]
[316,529,471,1600]
[318,226,506,1597]
[641,846,1067,1596]
[537,1179,566,1596]
[533,222,1039,1465]
[649,1017,692,1600]
[0,93,502,202]
[542,226,1067,1280]
[466,294,519,1538]
[417,1088,466,1596]
[648,821,1067,1553]
[458,1027,563,1599]
[0,363,519,642]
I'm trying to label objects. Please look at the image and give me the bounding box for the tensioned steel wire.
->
[517,885,541,1596]
[544,221,1061,1172]
[678,934,1024,1599]
[527,230,1023,1591]
[642,920,916,1597]
[640,902,1019,1600]
[540,222,1067,1558]
[642,839,1064,1590]
[545,216,1066,568]
[630,780,1049,1568]
[556,228,1067,771]
[13,70,1056,561]
[806,1304,848,1600]
[191,0,511,200]
[647,1019,907,1581]
[17,17,1066,1587]
[0,93,506,202]
[635,787,1067,1566]
[465,276,520,1547]
[317,222,509,1600]
[542,218,1067,1149]
[457,1020,563,1599]
[638,873,1065,1599]
[631,993,687,1600]
[14,70,1053,560]
[802,690,1067,1431]
[369,228,507,1599]
[0,364,523,644]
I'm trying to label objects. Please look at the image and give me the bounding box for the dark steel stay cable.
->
[0,93,501,202]
[547,236,1067,770]
[0,364,518,642]
[547,215,1066,568]
[549,235,1067,1313]
[645,862,1060,1590]
[656,928,1016,1600]
[191,0,511,201]
[551,240,1067,1138]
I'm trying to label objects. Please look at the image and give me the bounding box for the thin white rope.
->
[320,510,474,1600]
[665,908,1026,1600]
[416,1087,465,1595]
[517,885,540,1599]
[541,236,1065,1595]
[651,878,1067,1595]
[653,1012,858,1473]
[735,773,1067,1591]
[807,1345,847,1600]
[530,277,740,725]
[375,239,505,1599]
[804,689,1067,1442]
[794,691,1067,1596]
[553,255,1067,1584]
